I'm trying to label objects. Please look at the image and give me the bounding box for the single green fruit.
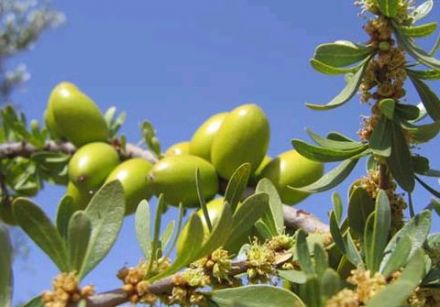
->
[68,142,120,193]
[105,158,153,215]
[261,150,324,205]
[66,181,94,210]
[148,155,219,207]
[211,104,270,179]
[250,155,272,184]
[48,82,109,146]
[165,141,190,157]
[190,112,227,161]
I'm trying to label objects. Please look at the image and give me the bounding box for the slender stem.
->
[378,163,390,190]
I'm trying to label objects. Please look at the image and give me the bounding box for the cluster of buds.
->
[267,234,295,252]
[352,168,407,234]
[246,240,277,282]
[117,257,170,305]
[355,0,414,23]
[408,287,440,307]
[165,268,210,306]
[191,248,235,284]
[41,272,95,307]
[327,268,386,306]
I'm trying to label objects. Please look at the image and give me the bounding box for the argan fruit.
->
[105,158,153,215]
[261,150,323,205]
[66,181,94,210]
[211,104,270,179]
[68,142,119,193]
[148,155,218,207]
[165,141,190,157]
[48,82,109,146]
[190,112,227,161]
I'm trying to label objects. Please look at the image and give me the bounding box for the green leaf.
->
[292,139,368,162]
[387,121,415,192]
[296,229,314,275]
[344,232,364,268]
[395,103,421,121]
[306,60,370,110]
[381,210,431,271]
[196,168,212,231]
[401,22,437,38]
[415,176,440,198]
[364,190,391,273]
[321,268,341,300]
[313,41,372,67]
[141,121,161,157]
[256,179,284,235]
[0,225,12,307]
[367,250,426,307]
[310,59,358,75]
[402,121,440,143]
[378,99,396,120]
[332,192,343,224]
[135,200,151,259]
[395,25,440,70]
[376,0,398,17]
[23,296,44,307]
[313,243,328,276]
[278,270,307,284]
[300,276,321,307]
[161,220,175,253]
[381,235,412,277]
[348,187,375,238]
[148,195,166,270]
[327,131,357,142]
[407,68,440,80]
[224,163,251,212]
[211,285,306,307]
[412,0,434,22]
[67,211,92,275]
[409,75,440,121]
[80,181,125,278]
[56,195,76,239]
[369,115,392,157]
[289,159,358,193]
[330,212,346,254]
[307,128,365,150]
[13,198,69,272]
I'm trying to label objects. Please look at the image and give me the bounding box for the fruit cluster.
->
[46,82,324,217]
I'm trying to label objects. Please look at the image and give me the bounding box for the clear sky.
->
[9,0,440,304]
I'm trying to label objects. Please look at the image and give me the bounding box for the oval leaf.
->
[135,200,151,259]
[377,0,398,17]
[313,42,372,67]
[292,139,368,162]
[401,22,437,38]
[409,75,440,121]
[67,211,92,275]
[224,163,251,212]
[348,187,375,238]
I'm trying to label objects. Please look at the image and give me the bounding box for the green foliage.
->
[0,225,12,307]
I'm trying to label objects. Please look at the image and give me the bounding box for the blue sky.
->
[9,0,440,303]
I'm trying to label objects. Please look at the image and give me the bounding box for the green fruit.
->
[66,181,94,210]
[261,150,324,205]
[190,112,227,161]
[211,104,270,179]
[148,155,219,207]
[68,142,120,193]
[48,82,109,146]
[165,141,190,157]
[105,158,153,215]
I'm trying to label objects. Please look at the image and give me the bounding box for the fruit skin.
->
[165,141,190,157]
[211,104,270,179]
[148,155,219,207]
[105,158,153,215]
[190,112,227,161]
[66,181,94,210]
[68,142,120,193]
[48,82,109,146]
[261,150,324,205]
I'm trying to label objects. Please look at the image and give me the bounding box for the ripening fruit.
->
[105,158,153,215]
[68,142,119,193]
[211,104,270,179]
[48,82,109,146]
[261,150,324,205]
[190,112,227,161]
[148,155,219,207]
[66,181,94,210]
[165,141,190,157]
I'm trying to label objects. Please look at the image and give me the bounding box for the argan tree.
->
[1,0,440,306]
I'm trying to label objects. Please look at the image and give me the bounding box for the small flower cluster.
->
[409,287,440,307]
[355,0,414,23]
[41,272,95,307]
[326,268,386,306]
[165,270,210,306]
[191,248,234,284]
[117,257,170,304]
[352,169,407,234]
[246,240,277,282]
